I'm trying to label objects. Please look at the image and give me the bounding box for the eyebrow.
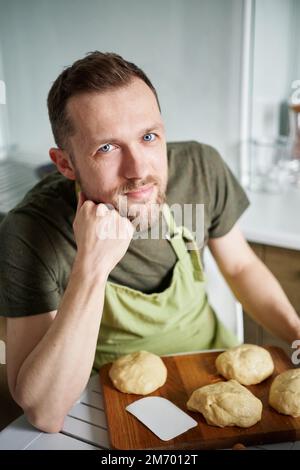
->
[90,122,164,148]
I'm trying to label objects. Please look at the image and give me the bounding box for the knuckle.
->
[82,201,94,209]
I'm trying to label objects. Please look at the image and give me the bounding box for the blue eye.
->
[98,143,114,153]
[143,133,156,142]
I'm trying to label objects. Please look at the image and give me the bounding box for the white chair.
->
[203,247,244,344]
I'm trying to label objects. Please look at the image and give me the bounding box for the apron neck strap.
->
[162,204,200,263]
[162,203,178,238]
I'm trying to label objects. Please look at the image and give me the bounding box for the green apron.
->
[93,203,239,370]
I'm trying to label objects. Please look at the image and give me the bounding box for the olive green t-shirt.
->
[0,141,249,317]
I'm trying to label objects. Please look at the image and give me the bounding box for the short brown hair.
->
[47,51,160,149]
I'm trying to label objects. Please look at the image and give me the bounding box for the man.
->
[0,52,299,433]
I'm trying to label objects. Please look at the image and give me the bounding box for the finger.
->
[96,203,110,217]
[118,216,135,239]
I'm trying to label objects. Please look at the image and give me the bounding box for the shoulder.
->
[167,140,224,169]
[1,171,76,239]
[0,207,58,274]
[166,141,227,191]
[0,171,76,269]
[16,171,76,215]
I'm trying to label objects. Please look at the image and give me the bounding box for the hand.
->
[73,192,134,279]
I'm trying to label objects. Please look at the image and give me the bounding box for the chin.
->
[126,189,164,230]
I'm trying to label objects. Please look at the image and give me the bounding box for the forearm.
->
[14,258,108,432]
[226,257,300,345]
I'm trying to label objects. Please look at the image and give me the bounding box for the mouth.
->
[124,184,155,200]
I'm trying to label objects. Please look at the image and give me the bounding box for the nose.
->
[121,145,149,180]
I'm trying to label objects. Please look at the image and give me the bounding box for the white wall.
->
[0,39,9,159]
[294,0,300,80]
[0,0,244,168]
[251,0,296,140]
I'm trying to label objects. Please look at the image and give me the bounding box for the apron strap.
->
[162,204,203,274]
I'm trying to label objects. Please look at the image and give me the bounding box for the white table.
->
[0,373,299,450]
[240,187,300,251]
[0,374,108,450]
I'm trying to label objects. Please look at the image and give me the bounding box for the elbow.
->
[12,384,66,433]
[25,408,65,433]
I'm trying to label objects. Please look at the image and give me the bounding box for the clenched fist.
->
[73,192,134,280]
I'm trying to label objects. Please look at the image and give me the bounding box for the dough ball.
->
[269,369,300,417]
[215,344,274,385]
[109,350,167,395]
[187,379,263,428]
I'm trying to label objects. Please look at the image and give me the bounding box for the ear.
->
[49,147,76,180]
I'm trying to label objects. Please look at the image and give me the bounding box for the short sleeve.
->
[0,211,61,317]
[205,146,250,238]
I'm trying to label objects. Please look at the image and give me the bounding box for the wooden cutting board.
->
[99,346,300,450]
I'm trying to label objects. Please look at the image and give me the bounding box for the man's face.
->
[66,78,168,227]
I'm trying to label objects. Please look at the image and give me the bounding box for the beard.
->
[75,169,167,231]
[113,175,166,230]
